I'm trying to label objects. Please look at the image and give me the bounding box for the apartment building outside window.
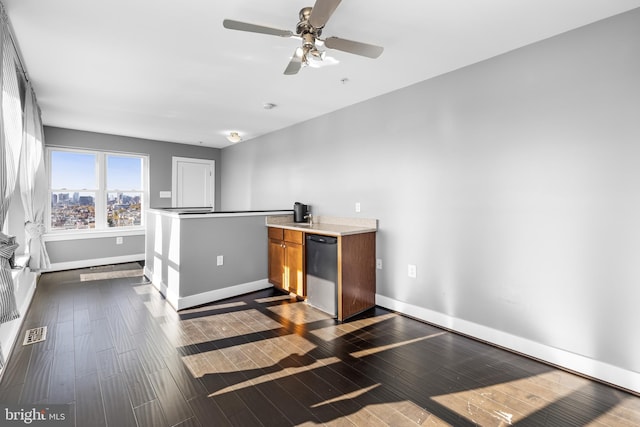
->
[48,148,147,232]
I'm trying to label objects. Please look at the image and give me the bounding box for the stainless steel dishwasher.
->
[306,234,338,317]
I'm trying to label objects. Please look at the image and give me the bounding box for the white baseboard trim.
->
[175,279,272,310]
[142,267,272,312]
[376,294,640,394]
[144,266,156,288]
[144,266,181,309]
[46,254,145,272]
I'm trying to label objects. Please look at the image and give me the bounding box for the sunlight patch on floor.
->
[186,309,282,344]
[132,283,154,294]
[207,355,342,397]
[431,371,584,425]
[181,333,319,376]
[365,399,437,425]
[311,384,380,408]
[267,301,332,325]
[80,268,143,281]
[310,312,397,341]
[553,384,640,427]
[254,294,296,304]
[349,332,446,359]
[591,399,640,426]
[142,299,170,318]
[180,300,247,314]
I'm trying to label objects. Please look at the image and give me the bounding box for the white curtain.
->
[0,5,24,326]
[19,87,50,271]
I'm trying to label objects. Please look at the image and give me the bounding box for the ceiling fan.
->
[223,0,384,75]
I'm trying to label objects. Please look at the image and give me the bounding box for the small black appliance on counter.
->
[293,202,311,223]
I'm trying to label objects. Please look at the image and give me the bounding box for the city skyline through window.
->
[49,149,146,231]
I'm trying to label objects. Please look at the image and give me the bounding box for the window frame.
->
[46,147,149,237]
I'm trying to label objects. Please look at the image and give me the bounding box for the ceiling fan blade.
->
[223,19,293,37]
[324,37,384,59]
[309,0,342,28]
[284,48,304,75]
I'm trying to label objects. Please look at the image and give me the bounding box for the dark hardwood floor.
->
[1,263,638,426]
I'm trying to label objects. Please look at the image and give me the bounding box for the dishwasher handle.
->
[306,234,337,245]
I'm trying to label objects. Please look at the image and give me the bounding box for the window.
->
[106,155,144,228]
[48,148,147,232]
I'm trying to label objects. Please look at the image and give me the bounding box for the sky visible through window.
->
[51,151,96,189]
[107,155,142,190]
[51,151,142,190]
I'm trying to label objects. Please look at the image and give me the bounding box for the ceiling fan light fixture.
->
[301,46,324,67]
[227,132,242,143]
[310,48,325,60]
[223,0,384,75]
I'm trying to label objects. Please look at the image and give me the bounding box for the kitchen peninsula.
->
[144,208,290,310]
[266,215,378,321]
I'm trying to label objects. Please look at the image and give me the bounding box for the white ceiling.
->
[4,0,640,148]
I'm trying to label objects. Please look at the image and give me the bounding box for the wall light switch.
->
[216,255,223,266]
[376,259,382,269]
[408,264,417,278]
[116,237,123,245]
[355,202,361,213]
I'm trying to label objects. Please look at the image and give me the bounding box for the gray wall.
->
[145,213,268,299]
[44,127,221,266]
[179,216,268,295]
[220,8,640,379]
[46,235,145,265]
[44,126,221,209]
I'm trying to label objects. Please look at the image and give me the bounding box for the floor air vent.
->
[23,326,47,346]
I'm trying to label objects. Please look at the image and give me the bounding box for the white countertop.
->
[147,208,291,219]
[266,215,377,236]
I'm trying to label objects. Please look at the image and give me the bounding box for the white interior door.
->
[172,157,215,208]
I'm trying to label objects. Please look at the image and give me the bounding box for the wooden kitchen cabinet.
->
[268,227,376,319]
[268,233,285,289]
[268,227,305,297]
[267,217,377,321]
[339,232,376,320]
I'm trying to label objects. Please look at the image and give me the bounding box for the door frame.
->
[171,156,215,208]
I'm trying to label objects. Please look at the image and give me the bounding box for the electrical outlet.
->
[408,264,417,278]
[116,236,123,245]
[355,202,361,213]
[376,258,382,269]
[216,255,223,266]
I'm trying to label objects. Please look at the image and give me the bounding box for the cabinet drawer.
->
[268,227,284,240]
[284,229,304,244]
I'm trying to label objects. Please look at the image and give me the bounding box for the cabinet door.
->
[286,242,304,296]
[284,229,303,245]
[268,238,285,289]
